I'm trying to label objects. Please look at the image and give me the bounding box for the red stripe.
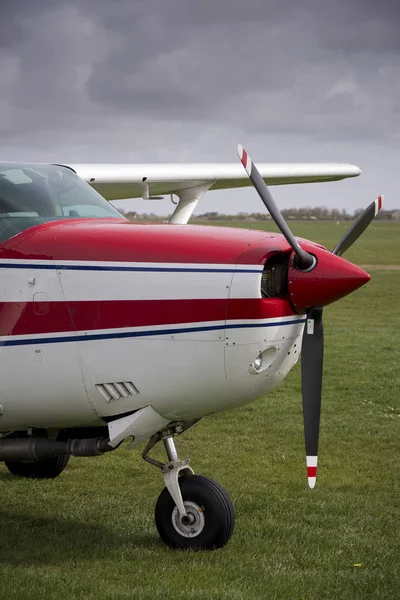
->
[227,298,294,320]
[378,195,382,211]
[70,299,227,331]
[0,301,75,336]
[242,149,248,168]
[0,298,296,337]
[307,466,317,478]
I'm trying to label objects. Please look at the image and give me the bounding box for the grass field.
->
[0,221,399,599]
[192,219,400,266]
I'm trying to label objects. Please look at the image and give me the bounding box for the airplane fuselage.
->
[0,220,305,431]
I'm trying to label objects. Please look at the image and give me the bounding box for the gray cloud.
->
[0,0,399,212]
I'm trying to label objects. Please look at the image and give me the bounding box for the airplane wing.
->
[66,163,361,201]
[64,162,361,224]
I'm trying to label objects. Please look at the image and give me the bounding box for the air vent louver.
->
[96,381,139,403]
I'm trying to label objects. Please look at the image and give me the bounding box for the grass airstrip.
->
[0,221,399,599]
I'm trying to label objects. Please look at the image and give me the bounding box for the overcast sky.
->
[0,0,399,216]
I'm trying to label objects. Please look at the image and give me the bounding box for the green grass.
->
[192,219,400,266]
[0,223,399,599]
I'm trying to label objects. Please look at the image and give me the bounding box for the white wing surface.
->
[66,163,361,201]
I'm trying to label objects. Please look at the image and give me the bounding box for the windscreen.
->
[0,163,124,243]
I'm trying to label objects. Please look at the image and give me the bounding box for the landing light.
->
[249,347,277,375]
[254,355,263,371]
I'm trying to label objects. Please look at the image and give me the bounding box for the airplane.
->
[0,147,382,550]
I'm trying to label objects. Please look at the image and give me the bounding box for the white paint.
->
[306,455,318,489]
[0,341,97,429]
[0,265,65,303]
[306,455,318,467]
[0,264,94,429]
[58,267,233,302]
[0,323,304,428]
[108,405,170,448]
[0,260,262,302]
[66,162,361,201]
[169,182,212,224]
[0,254,306,435]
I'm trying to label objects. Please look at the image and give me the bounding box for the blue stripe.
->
[0,319,306,347]
[0,262,261,274]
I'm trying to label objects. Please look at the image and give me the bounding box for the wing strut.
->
[169,183,213,224]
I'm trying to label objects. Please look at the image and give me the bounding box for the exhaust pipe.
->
[0,436,113,462]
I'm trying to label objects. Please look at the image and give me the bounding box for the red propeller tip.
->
[237,144,252,176]
[306,456,318,489]
[375,195,384,215]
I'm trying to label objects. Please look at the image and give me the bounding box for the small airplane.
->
[0,147,382,550]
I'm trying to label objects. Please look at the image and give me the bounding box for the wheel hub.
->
[181,513,196,526]
[171,501,205,538]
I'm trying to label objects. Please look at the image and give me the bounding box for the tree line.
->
[122,207,397,221]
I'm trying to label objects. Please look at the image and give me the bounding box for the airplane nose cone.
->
[288,247,370,313]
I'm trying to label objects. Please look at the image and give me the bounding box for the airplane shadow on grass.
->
[0,505,161,565]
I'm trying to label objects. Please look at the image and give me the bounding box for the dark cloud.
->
[0,0,398,211]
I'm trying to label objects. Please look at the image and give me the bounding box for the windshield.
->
[0,162,124,243]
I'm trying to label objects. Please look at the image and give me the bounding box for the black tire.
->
[155,474,235,550]
[5,454,70,479]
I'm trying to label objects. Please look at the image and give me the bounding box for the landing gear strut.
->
[142,429,235,550]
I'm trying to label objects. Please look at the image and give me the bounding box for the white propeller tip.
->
[306,455,318,489]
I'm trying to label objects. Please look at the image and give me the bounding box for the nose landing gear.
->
[142,429,235,550]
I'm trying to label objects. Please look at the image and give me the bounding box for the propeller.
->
[237,145,314,271]
[237,144,382,488]
[332,196,383,256]
[301,306,323,488]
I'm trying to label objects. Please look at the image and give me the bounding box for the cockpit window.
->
[0,162,124,243]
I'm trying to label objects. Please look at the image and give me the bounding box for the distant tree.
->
[125,206,398,222]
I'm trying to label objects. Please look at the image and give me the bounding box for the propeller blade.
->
[237,144,314,270]
[301,306,324,488]
[332,195,383,256]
